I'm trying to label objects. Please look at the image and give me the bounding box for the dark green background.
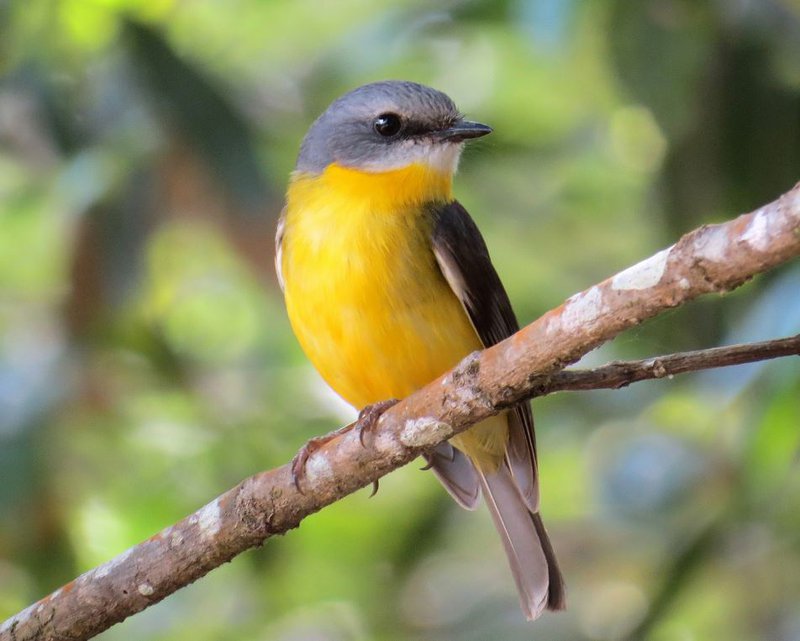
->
[1,1,799,639]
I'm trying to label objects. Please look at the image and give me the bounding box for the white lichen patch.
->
[741,207,771,252]
[400,417,453,448]
[448,382,477,408]
[196,498,221,539]
[611,248,670,291]
[560,286,605,332]
[694,225,729,262]
[304,453,334,483]
[138,582,155,596]
[93,547,133,580]
[170,530,184,547]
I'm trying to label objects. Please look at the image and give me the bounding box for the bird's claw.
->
[355,398,400,446]
[290,424,353,493]
[290,398,399,495]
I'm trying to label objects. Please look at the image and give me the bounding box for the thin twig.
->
[529,334,800,397]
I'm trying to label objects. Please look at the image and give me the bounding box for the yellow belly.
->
[281,164,508,469]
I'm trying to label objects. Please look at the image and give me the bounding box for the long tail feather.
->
[479,465,566,619]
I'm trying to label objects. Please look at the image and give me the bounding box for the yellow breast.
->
[280,162,509,470]
[281,163,482,408]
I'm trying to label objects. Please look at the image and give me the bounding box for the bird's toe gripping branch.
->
[291,398,400,496]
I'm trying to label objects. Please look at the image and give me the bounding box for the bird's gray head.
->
[295,81,491,175]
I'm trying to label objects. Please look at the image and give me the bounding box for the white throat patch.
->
[356,140,464,175]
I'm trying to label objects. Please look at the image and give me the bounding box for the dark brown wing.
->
[429,200,538,512]
[429,201,565,617]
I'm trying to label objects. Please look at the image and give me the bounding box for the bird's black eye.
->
[373,113,402,137]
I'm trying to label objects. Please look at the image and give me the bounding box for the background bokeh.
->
[1,1,800,640]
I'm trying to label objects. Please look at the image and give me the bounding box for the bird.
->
[275,80,565,619]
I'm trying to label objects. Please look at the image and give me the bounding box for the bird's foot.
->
[357,398,399,498]
[356,398,400,446]
[291,423,354,493]
[290,398,399,495]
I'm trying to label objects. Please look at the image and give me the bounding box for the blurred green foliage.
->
[1,1,799,639]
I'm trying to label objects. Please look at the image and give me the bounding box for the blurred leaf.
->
[608,0,715,137]
[122,19,270,211]
[744,382,800,497]
[141,221,268,363]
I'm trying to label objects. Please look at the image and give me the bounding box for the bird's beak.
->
[435,119,493,143]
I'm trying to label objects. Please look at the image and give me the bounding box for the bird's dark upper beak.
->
[435,119,493,142]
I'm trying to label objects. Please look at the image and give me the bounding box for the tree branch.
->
[3,183,800,641]
[530,334,800,396]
